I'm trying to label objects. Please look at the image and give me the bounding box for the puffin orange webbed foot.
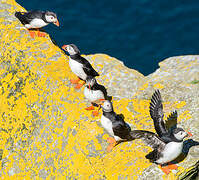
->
[70,78,80,84]
[107,137,116,144]
[85,106,95,111]
[92,110,99,116]
[107,143,116,152]
[75,83,84,89]
[160,165,171,175]
[106,138,118,152]
[167,162,178,170]
[37,31,46,37]
[28,30,36,38]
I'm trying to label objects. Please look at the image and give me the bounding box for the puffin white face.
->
[173,128,188,141]
[66,45,77,55]
[62,44,80,56]
[45,12,59,26]
[101,100,113,112]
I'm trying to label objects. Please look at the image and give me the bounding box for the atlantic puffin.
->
[100,100,132,151]
[130,90,192,174]
[84,77,108,116]
[15,10,59,38]
[62,44,99,89]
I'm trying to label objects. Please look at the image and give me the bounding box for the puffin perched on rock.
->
[15,10,59,38]
[100,100,133,151]
[130,90,192,174]
[84,77,109,116]
[62,44,99,89]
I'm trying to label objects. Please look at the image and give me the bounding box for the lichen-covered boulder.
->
[178,161,199,180]
[0,0,198,179]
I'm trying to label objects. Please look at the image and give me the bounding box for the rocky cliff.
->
[0,0,198,179]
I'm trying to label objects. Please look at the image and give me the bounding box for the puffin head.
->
[62,44,80,56]
[101,100,113,113]
[173,128,191,141]
[86,77,96,90]
[45,11,59,26]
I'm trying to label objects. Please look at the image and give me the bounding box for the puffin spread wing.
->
[165,110,178,132]
[149,90,168,137]
[130,130,166,150]
[81,57,99,77]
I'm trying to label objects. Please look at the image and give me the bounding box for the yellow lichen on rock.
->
[0,0,199,179]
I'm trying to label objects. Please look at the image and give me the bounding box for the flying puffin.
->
[100,100,132,152]
[84,77,109,116]
[130,90,192,174]
[15,10,59,38]
[62,44,99,89]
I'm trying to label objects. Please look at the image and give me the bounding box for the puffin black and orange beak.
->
[53,19,60,26]
[98,99,105,105]
[186,131,193,138]
[62,45,68,50]
[89,84,91,90]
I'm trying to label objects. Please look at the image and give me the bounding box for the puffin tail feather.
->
[145,149,159,162]
[15,12,26,25]
[15,12,22,18]
[95,71,99,77]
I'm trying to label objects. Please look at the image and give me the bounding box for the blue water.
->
[17,0,199,75]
